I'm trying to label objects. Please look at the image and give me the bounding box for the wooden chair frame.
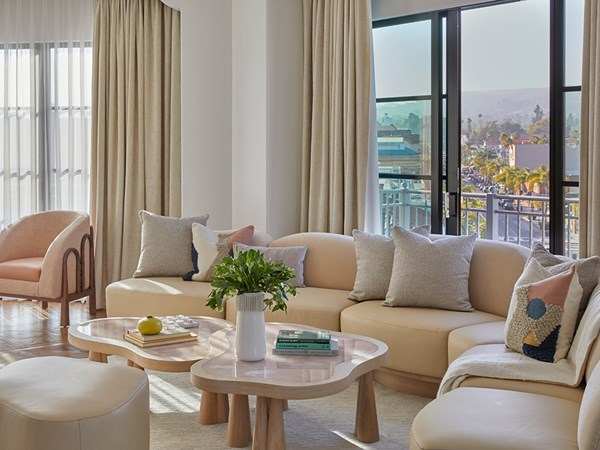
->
[0,227,96,327]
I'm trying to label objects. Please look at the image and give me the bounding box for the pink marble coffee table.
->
[190,322,388,449]
[68,316,233,372]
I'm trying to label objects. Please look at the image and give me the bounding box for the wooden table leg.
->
[253,397,286,450]
[253,397,269,450]
[266,398,286,450]
[227,394,251,448]
[282,399,288,411]
[88,351,107,363]
[198,391,229,425]
[127,360,145,370]
[355,371,380,443]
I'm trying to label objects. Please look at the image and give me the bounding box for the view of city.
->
[373,0,583,257]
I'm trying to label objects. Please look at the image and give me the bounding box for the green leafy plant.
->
[206,249,297,313]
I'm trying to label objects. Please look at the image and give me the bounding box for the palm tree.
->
[526,165,549,194]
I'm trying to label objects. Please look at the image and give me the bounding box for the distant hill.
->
[377,87,580,129]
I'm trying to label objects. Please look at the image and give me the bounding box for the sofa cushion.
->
[234,243,308,287]
[0,257,43,282]
[106,277,224,319]
[463,238,530,316]
[225,287,356,332]
[504,260,582,363]
[447,321,505,363]
[269,233,356,291]
[341,301,503,379]
[384,229,476,312]
[579,358,600,450]
[349,225,430,301]
[410,387,579,450]
[134,210,209,278]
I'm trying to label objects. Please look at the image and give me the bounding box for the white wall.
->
[161,0,233,229]
[372,0,497,20]
[166,0,303,237]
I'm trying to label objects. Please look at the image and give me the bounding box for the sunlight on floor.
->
[148,373,198,414]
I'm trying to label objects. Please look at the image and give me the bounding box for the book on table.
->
[276,329,331,344]
[126,325,192,342]
[273,338,339,356]
[123,333,198,348]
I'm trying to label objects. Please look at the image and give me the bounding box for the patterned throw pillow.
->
[349,225,430,301]
[134,210,209,278]
[233,243,308,287]
[527,243,600,321]
[504,258,583,363]
[183,224,254,282]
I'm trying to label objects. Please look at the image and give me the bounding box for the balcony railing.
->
[380,188,580,258]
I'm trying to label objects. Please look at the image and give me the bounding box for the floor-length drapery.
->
[301,0,372,234]
[580,0,600,257]
[91,0,181,308]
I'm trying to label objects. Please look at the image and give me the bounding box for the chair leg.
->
[60,298,70,328]
[88,291,96,315]
[41,301,48,309]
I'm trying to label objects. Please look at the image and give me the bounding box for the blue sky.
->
[373,0,584,97]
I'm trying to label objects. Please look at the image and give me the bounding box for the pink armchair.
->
[0,211,96,327]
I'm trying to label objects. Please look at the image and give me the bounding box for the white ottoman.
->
[0,356,150,450]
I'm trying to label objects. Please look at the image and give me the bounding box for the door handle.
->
[445,192,458,218]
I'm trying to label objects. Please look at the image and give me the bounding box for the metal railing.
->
[380,188,580,258]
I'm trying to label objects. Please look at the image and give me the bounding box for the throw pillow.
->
[504,258,583,363]
[383,227,476,311]
[528,243,600,321]
[349,224,431,301]
[183,224,254,282]
[134,210,209,278]
[233,242,308,287]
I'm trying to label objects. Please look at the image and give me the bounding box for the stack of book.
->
[123,326,198,348]
[273,329,339,356]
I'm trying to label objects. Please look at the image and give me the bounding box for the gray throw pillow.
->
[234,243,308,287]
[384,227,476,311]
[527,243,600,320]
[134,210,209,278]
[349,225,430,301]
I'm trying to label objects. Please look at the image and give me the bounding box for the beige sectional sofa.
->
[107,230,545,397]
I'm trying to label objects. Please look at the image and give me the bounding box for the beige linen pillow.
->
[383,227,476,311]
[349,225,430,301]
[134,210,209,278]
[234,243,308,287]
[504,258,583,363]
[528,243,600,320]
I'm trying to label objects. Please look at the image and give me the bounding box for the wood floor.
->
[0,298,105,367]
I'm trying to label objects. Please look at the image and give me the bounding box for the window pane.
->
[377,100,431,176]
[565,0,584,87]
[380,178,431,236]
[373,20,431,98]
[564,186,579,258]
[565,91,580,182]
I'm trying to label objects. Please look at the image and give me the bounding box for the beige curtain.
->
[91,0,181,308]
[581,0,600,257]
[301,0,372,234]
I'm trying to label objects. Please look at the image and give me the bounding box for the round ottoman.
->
[0,356,149,450]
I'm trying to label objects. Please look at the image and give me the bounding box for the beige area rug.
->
[143,360,430,450]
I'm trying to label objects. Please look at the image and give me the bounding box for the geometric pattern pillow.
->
[528,242,600,322]
[182,224,254,282]
[348,224,430,301]
[504,259,583,363]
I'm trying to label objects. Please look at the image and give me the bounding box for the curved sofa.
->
[107,231,539,397]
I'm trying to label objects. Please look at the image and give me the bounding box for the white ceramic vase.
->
[235,292,267,362]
